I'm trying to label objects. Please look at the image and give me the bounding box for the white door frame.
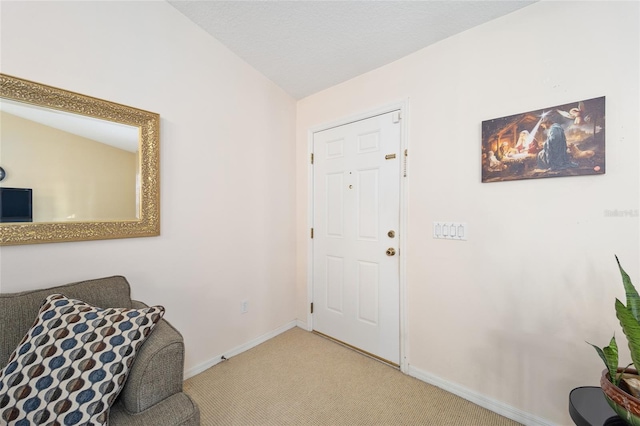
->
[306,99,410,373]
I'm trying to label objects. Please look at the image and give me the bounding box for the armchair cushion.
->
[0,294,164,425]
[119,302,185,413]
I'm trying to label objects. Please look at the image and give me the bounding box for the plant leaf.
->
[616,298,640,372]
[588,335,619,385]
[617,255,640,321]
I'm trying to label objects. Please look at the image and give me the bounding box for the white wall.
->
[296,1,639,424]
[0,1,297,374]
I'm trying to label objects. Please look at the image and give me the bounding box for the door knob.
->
[386,248,396,256]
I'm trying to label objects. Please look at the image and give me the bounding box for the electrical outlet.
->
[241,300,248,314]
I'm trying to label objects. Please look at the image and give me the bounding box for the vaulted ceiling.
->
[168,1,538,99]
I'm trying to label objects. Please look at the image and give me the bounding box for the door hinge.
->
[403,149,408,177]
[310,153,314,164]
[310,228,314,238]
[310,303,314,314]
[392,111,401,123]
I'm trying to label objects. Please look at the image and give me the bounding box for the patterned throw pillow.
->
[0,293,164,425]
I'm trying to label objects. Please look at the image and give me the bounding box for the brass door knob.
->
[386,248,396,256]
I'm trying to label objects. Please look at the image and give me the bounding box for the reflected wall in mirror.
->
[1,99,140,222]
[0,74,160,245]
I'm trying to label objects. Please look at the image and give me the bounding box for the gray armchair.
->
[0,276,200,426]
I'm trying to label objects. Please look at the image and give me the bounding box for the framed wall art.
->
[481,96,605,183]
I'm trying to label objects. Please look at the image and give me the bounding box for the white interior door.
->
[312,110,401,365]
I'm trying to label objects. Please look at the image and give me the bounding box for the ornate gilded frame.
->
[0,73,160,245]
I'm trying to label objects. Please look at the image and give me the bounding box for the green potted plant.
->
[590,256,640,424]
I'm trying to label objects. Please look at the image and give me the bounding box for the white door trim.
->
[306,99,410,372]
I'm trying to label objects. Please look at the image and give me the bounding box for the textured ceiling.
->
[168,1,538,99]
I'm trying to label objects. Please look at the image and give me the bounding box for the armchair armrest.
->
[118,300,186,413]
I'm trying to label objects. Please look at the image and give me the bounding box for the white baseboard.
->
[407,365,555,426]
[184,320,298,379]
[296,319,309,331]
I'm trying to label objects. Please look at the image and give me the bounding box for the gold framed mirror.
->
[0,73,159,245]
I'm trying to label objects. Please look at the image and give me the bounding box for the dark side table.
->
[569,386,626,425]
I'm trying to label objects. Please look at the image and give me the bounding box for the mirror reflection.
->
[0,99,140,223]
[0,73,159,246]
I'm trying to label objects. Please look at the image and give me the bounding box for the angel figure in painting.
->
[557,101,590,126]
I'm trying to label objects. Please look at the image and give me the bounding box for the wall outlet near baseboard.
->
[241,300,249,314]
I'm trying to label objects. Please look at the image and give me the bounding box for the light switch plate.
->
[433,222,467,240]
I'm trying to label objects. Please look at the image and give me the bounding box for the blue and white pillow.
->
[0,293,164,425]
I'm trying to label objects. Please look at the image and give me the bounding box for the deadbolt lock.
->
[386,248,396,256]
[387,230,395,238]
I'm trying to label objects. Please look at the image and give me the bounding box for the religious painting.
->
[481,96,605,183]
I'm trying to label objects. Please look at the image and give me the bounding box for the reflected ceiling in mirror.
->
[1,98,140,222]
[0,73,160,245]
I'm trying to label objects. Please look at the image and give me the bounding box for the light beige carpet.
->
[184,327,521,425]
